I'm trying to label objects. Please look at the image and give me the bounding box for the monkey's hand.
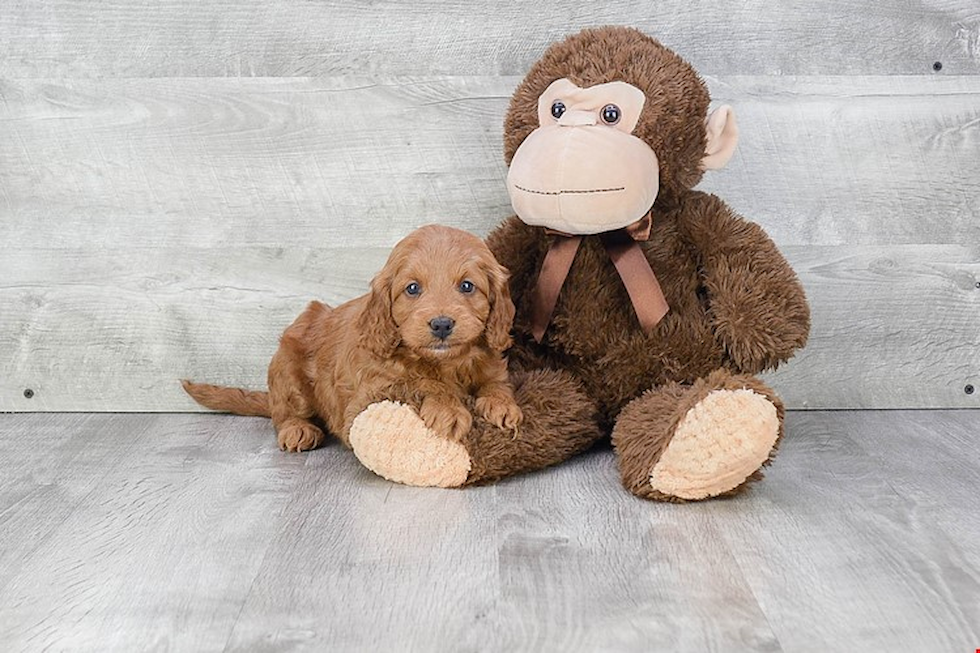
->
[685,196,810,373]
[702,242,810,373]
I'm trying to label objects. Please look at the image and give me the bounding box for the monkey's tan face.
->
[506,79,660,235]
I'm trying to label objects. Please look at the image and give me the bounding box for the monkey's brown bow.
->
[529,212,670,343]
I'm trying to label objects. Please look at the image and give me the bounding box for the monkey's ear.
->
[356,272,400,358]
[484,259,516,354]
[701,105,739,171]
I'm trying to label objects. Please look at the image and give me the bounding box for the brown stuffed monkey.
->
[348,26,810,501]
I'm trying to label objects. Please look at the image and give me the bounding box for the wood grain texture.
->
[0,414,300,652]
[0,246,389,412]
[1,76,978,250]
[765,244,980,409]
[711,411,980,651]
[0,76,514,251]
[490,453,780,651]
[0,414,130,597]
[223,444,503,652]
[0,410,978,651]
[840,410,980,612]
[2,74,979,411]
[698,75,980,247]
[1,0,979,78]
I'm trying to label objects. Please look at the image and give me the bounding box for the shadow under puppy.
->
[183,224,523,451]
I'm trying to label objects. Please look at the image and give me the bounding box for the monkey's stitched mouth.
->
[514,184,625,196]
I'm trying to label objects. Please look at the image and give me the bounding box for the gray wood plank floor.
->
[0,411,977,652]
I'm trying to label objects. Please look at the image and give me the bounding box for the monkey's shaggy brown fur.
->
[489,192,809,427]
[481,27,810,498]
[351,27,809,499]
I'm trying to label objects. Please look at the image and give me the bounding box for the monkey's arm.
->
[681,192,810,374]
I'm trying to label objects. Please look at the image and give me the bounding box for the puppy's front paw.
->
[277,420,325,452]
[420,395,472,442]
[476,396,523,431]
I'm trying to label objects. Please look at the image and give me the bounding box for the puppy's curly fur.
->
[183,225,522,451]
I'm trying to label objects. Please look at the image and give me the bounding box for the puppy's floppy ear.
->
[356,268,400,357]
[483,257,516,354]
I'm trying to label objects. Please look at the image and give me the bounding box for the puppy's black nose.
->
[429,316,455,340]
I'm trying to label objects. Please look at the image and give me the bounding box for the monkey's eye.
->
[601,104,621,125]
[459,280,475,294]
[550,101,566,120]
[405,282,421,296]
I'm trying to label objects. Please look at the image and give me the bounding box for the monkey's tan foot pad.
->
[349,401,471,488]
[650,389,779,500]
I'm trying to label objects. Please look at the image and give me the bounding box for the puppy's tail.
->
[181,380,271,417]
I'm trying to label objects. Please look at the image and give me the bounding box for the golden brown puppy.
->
[183,225,523,452]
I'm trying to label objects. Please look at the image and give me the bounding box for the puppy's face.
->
[358,225,515,360]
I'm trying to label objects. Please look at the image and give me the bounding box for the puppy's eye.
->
[458,280,475,294]
[405,282,421,296]
[551,101,566,120]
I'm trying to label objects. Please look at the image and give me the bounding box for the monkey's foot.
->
[349,401,471,488]
[613,370,783,501]
[649,388,779,499]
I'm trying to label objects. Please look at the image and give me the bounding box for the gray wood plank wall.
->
[1,1,978,411]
